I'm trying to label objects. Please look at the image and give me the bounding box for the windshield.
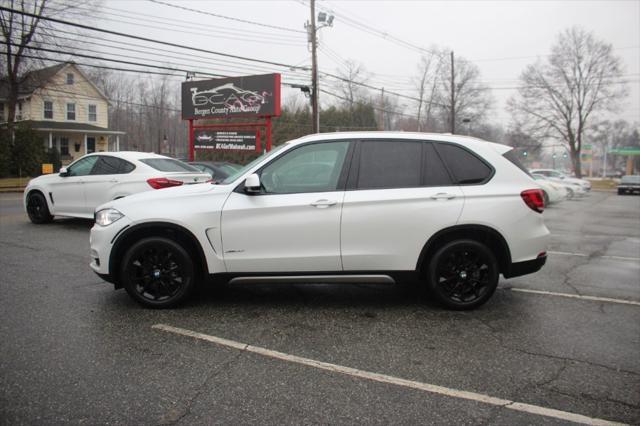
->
[621,175,640,184]
[221,144,289,184]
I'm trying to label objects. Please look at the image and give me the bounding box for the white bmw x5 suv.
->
[90,132,549,310]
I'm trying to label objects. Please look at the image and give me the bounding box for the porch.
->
[26,120,125,165]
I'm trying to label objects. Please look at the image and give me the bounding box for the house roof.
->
[18,120,125,135]
[0,63,66,99]
[0,62,110,103]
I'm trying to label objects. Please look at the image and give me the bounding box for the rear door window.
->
[423,143,454,186]
[91,156,135,175]
[435,143,493,184]
[357,141,422,189]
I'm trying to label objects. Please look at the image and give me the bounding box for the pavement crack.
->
[158,351,245,426]
[546,387,640,410]
[473,318,640,377]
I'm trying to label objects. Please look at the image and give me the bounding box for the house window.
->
[44,101,53,119]
[66,73,74,84]
[88,104,97,122]
[60,137,69,156]
[66,103,76,120]
[0,103,4,121]
[16,102,22,120]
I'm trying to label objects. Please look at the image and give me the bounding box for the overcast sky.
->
[96,0,639,127]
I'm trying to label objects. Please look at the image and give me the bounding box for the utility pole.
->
[379,88,385,130]
[450,50,455,134]
[310,0,319,133]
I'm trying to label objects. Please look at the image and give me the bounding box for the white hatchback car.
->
[24,152,210,223]
[90,132,550,310]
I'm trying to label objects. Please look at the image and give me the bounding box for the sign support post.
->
[188,119,194,161]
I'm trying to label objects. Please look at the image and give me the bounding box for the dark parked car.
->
[617,175,640,195]
[188,161,241,181]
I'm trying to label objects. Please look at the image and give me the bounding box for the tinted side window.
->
[91,156,135,175]
[357,141,422,189]
[502,150,531,176]
[435,143,492,184]
[423,143,454,186]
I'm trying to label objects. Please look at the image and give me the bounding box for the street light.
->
[305,1,334,133]
[462,118,471,135]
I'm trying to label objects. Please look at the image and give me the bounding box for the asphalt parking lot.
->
[0,191,638,425]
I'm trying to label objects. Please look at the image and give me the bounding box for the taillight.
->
[147,177,184,190]
[521,189,545,213]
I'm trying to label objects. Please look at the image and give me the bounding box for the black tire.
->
[426,239,499,310]
[617,189,624,195]
[120,237,196,308]
[26,191,53,224]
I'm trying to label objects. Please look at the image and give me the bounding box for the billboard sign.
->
[182,74,281,120]
[194,129,260,151]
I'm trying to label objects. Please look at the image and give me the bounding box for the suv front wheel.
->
[427,239,499,310]
[120,237,196,308]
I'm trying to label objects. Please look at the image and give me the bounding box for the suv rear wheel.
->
[121,237,196,308]
[427,239,499,310]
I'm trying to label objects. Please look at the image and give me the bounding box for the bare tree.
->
[508,27,626,177]
[413,51,442,131]
[434,54,493,134]
[335,59,370,110]
[1,0,97,130]
[1,0,48,130]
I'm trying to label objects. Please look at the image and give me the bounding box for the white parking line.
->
[510,288,640,306]
[152,323,627,426]
[548,251,640,262]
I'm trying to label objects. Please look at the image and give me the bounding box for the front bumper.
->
[89,216,133,279]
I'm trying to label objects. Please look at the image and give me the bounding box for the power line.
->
[0,6,311,71]
[44,0,304,41]
[40,27,310,79]
[28,33,312,84]
[49,7,306,47]
[147,0,305,34]
[4,45,311,89]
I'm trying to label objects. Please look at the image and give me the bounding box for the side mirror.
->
[244,173,261,194]
[59,167,69,177]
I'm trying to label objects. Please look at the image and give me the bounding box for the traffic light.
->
[563,152,568,158]
[523,151,528,157]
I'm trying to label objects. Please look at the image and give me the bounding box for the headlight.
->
[95,208,124,226]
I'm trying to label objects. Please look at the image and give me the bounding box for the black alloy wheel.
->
[26,191,53,224]
[427,240,499,310]
[121,237,195,308]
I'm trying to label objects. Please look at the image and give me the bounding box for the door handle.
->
[109,179,118,183]
[430,192,457,200]
[310,199,337,208]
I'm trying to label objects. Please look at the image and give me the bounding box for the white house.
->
[0,62,124,164]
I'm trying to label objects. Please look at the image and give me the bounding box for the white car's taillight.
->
[521,189,545,213]
[147,178,184,189]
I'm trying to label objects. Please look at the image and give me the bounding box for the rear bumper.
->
[503,254,547,278]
